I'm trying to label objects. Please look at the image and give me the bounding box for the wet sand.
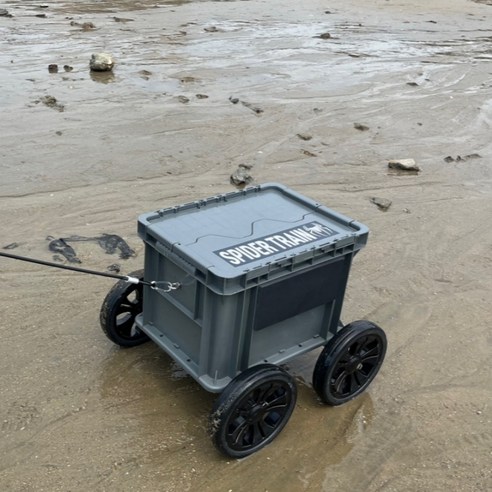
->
[1,0,491,490]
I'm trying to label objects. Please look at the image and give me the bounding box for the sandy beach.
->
[1,0,491,490]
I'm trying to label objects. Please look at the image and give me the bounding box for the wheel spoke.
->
[361,345,379,359]
[252,420,271,444]
[354,369,369,387]
[260,414,277,432]
[350,336,367,356]
[349,374,360,393]
[122,291,141,307]
[228,417,249,445]
[121,299,138,308]
[257,382,276,403]
[116,304,133,317]
[129,325,141,337]
[264,392,288,412]
[114,305,140,337]
[336,357,350,369]
[114,291,142,339]
[116,315,132,328]
[333,371,349,395]
[117,321,135,336]
[360,355,380,367]
[121,301,141,314]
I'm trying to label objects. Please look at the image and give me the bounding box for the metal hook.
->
[151,281,181,293]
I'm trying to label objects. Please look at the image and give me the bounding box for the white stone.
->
[90,53,114,72]
[388,158,420,172]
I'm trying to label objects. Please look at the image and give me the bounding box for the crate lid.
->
[138,183,368,281]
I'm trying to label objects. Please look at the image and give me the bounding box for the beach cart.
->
[100,183,387,458]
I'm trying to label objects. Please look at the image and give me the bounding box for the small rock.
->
[444,153,481,163]
[370,197,392,211]
[90,53,114,72]
[354,122,369,131]
[3,242,19,250]
[178,95,190,104]
[107,264,121,273]
[315,32,332,39]
[230,165,253,186]
[388,159,420,172]
[48,64,58,73]
[301,149,317,157]
[241,101,263,114]
[113,17,134,23]
[139,69,152,79]
[204,26,219,32]
[63,65,73,72]
[39,95,65,112]
[0,8,11,17]
[297,133,313,141]
[229,97,239,104]
[55,131,63,136]
[238,163,253,170]
[35,13,47,18]
[406,82,419,87]
[180,76,197,83]
[196,94,209,99]
[70,20,96,30]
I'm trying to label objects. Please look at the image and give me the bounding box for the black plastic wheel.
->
[313,320,387,405]
[210,364,297,458]
[99,269,149,347]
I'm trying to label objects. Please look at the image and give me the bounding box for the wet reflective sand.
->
[1,0,491,490]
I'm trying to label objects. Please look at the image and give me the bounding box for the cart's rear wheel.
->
[313,320,386,405]
[210,364,297,458]
[99,269,149,347]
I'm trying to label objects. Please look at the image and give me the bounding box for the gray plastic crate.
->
[135,183,369,392]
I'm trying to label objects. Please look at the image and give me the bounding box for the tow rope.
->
[0,251,181,292]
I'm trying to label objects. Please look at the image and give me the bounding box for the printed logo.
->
[214,221,337,266]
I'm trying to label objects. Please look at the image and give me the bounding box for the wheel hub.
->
[247,402,268,422]
[346,356,363,374]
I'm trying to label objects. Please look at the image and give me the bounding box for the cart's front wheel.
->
[99,269,149,347]
[210,364,297,458]
[313,320,387,405]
